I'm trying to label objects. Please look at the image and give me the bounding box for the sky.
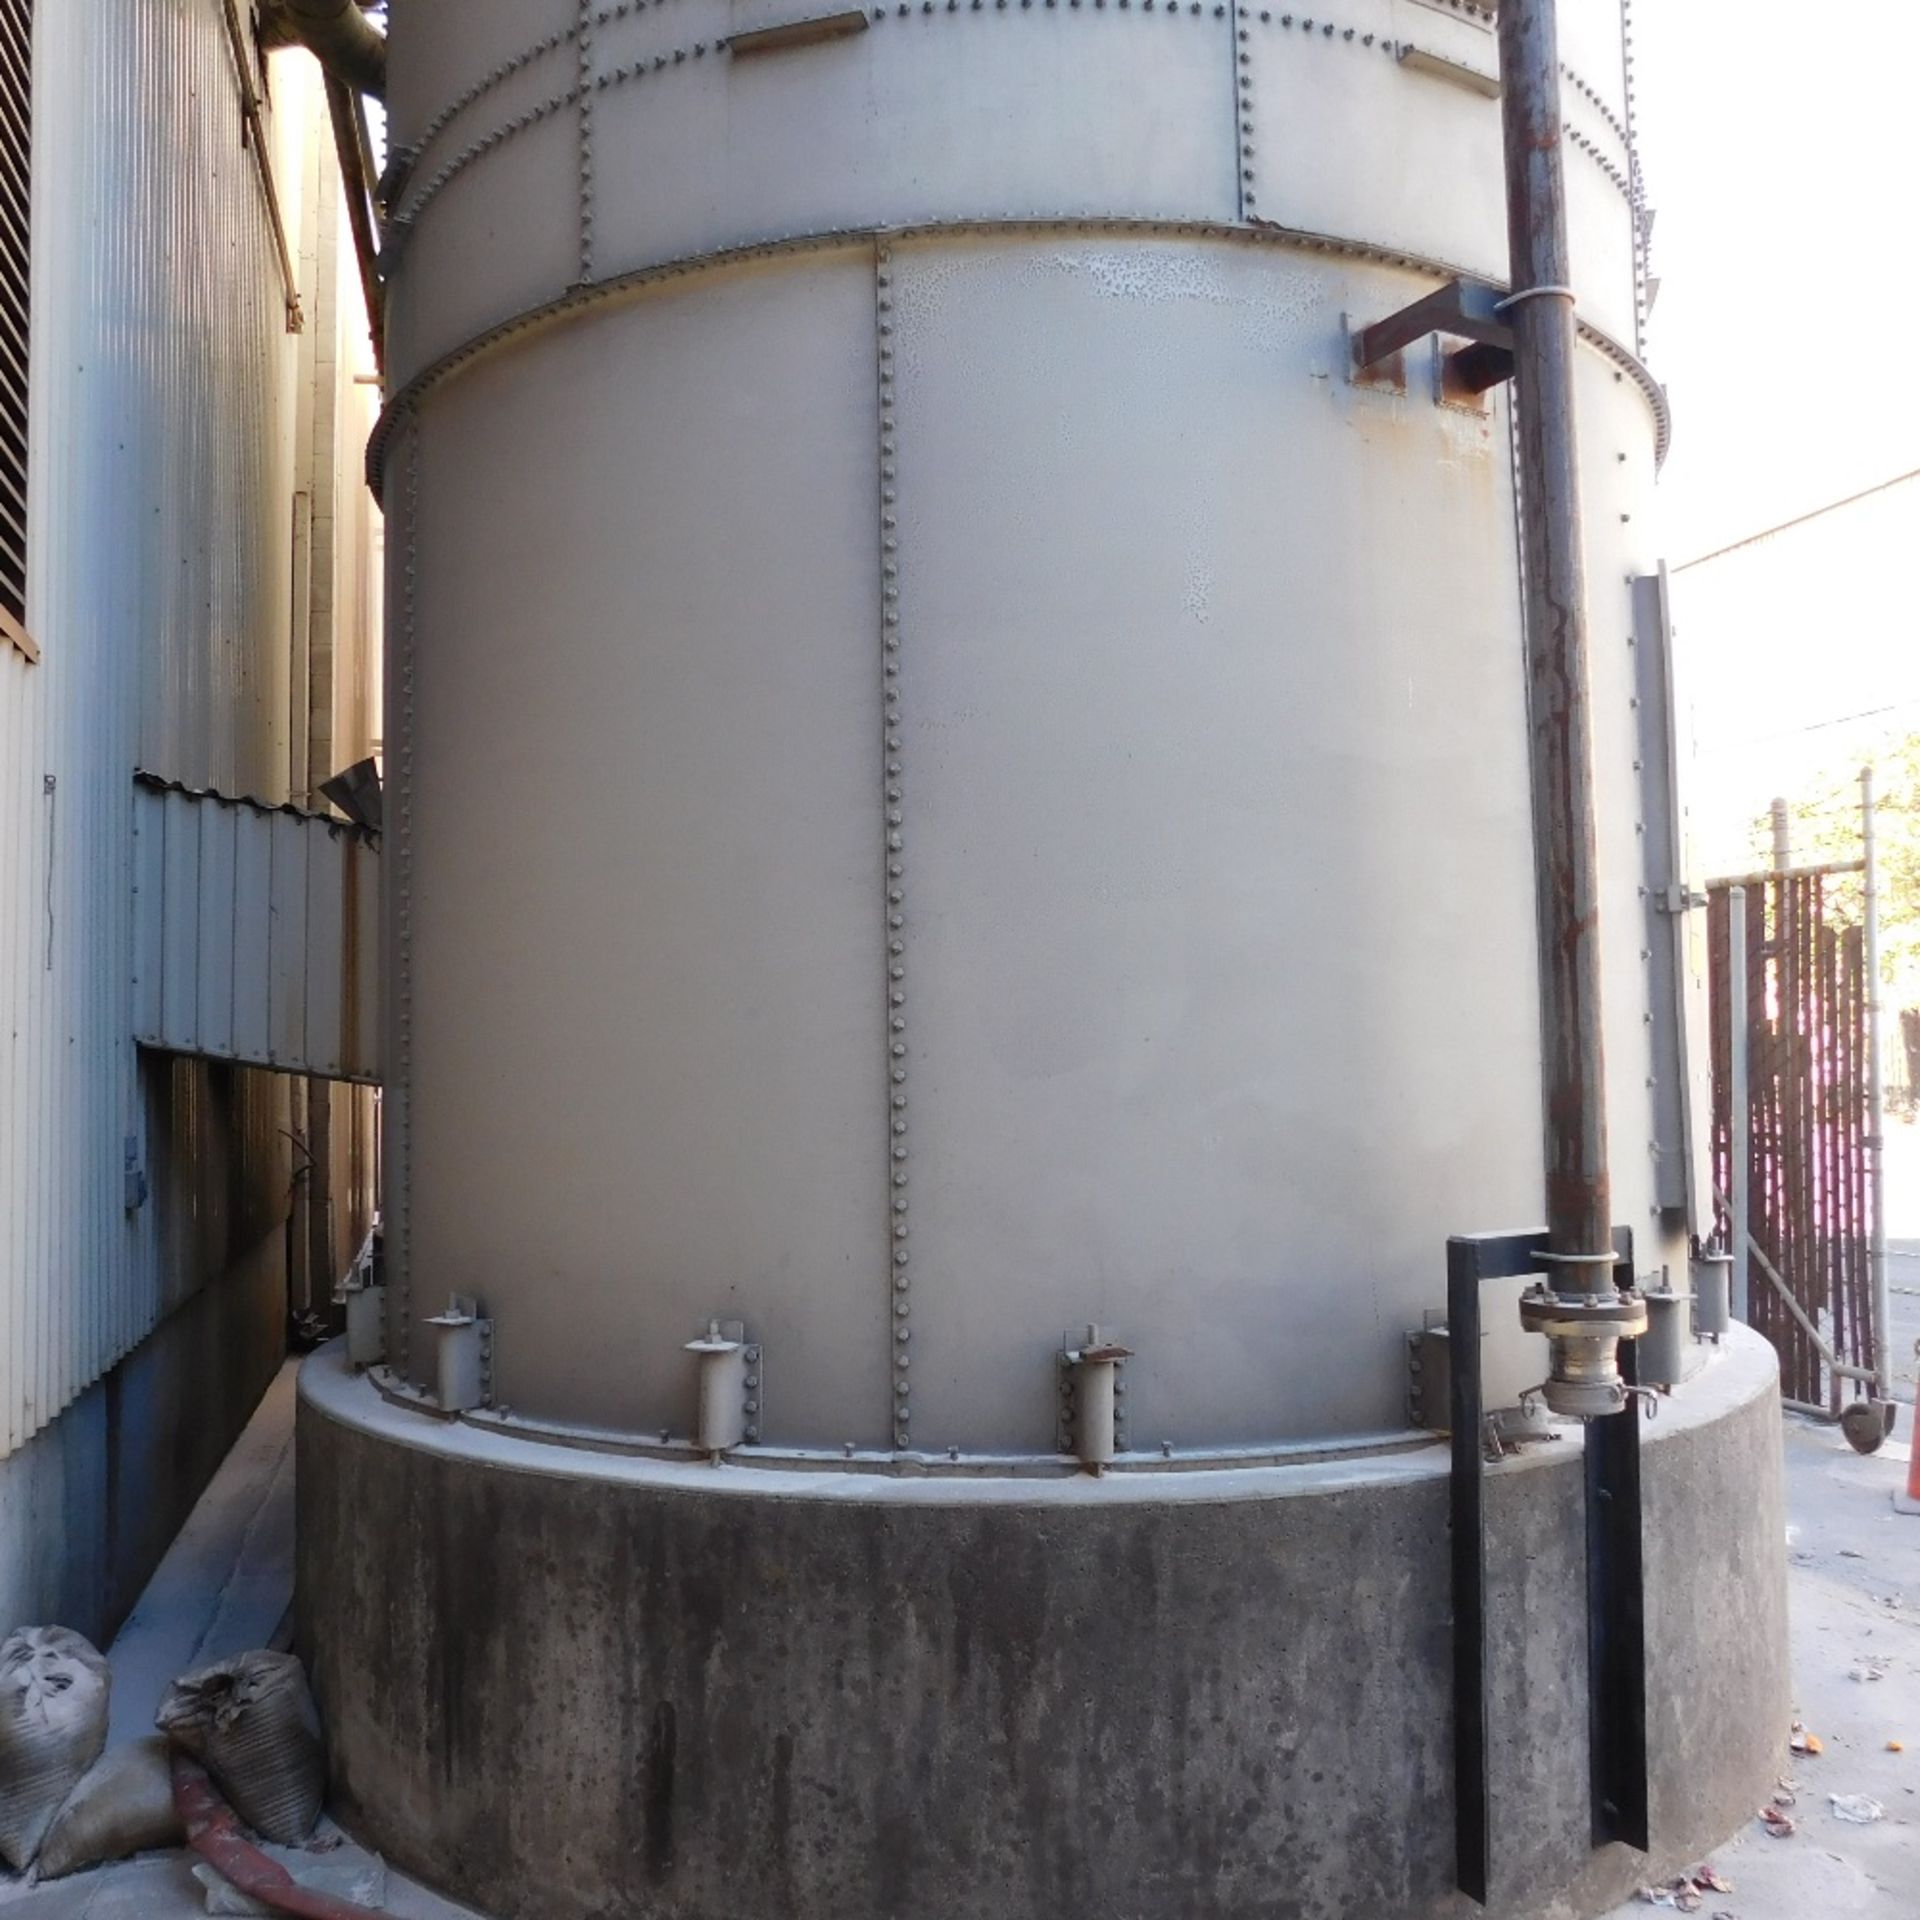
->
[1631,2,1920,873]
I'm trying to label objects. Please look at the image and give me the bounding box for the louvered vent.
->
[0,0,29,633]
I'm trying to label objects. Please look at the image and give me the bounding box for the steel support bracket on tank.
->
[1351,278,1515,397]
[1446,1226,1647,1906]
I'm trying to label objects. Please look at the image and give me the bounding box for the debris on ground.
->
[1888,1738,1905,1752]
[1637,1865,1735,1912]
[0,1627,111,1871]
[1848,1661,1887,1682]
[1787,1721,1824,1755]
[1637,1879,1703,1911]
[191,1843,388,1915]
[1758,1801,1796,1838]
[1827,1792,1885,1824]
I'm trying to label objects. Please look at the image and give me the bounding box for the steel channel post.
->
[1729,886,1750,1322]
[1498,0,1612,1277]
[1447,1238,1491,1909]
[1863,768,1891,1398]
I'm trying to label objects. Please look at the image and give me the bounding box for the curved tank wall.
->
[374,0,1679,1452]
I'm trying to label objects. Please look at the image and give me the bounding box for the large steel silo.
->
[300,4,1788,1915]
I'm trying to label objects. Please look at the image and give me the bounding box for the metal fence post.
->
[1863,768,1891,1399]
[1729,885,1750,1324]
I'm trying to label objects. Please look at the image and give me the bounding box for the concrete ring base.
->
[296,1331,1787,1920]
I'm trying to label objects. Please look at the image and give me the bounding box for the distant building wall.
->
[0,2,379,1638]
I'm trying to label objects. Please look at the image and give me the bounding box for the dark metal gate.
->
[1708,869,1875,1413]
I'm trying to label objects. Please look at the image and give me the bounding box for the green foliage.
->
[1764,732,1920,1006]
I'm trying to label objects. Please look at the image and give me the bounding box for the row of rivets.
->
[577,1,597,284]
[1236,7,1256,218]
[409,0,692,164]
[1619,0,1653,357]
[875,242,912,1451]
[395,431,420,1377]
[399,37,724,232]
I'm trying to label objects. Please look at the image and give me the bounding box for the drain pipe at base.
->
[172,1755,386,1920]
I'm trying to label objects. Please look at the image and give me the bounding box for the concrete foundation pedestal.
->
[296,1331,1787,1920]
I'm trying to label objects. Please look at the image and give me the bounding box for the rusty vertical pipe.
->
[1498,0,1612,1277]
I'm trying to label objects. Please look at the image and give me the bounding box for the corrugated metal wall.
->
[0,4,378,1458]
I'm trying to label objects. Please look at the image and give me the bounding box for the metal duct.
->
[274,0,386,101]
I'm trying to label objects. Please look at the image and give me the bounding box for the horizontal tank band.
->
[364,217,1671,497]
[320,1330,1775,1497]
[362,1359,1438,1479]
[388,6,1636,238]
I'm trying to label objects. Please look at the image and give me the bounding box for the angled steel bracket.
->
[1447,1226,1647,1905]
[1352,278,1516,397]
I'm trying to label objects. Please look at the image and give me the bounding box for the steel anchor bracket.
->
[1447,1226,1648,1906]
[1350,277,1517,398]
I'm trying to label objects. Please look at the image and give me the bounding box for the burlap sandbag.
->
[155,1652,324,1845]
[34,1734,184,1878]
[0,1625,111,1869]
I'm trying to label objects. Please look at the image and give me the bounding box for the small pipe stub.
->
[1690,1251,1734,1341]
[1637,1279,1690,1392]
[1518,1283,1648,1420]
[1062,1325,1132,1471]
[423,1296,489,1413]
[343,1282,387,1370]
[685,1318,749,1456]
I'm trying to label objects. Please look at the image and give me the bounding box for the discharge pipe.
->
[1499,0,1642,1413]
[277,0,386,100]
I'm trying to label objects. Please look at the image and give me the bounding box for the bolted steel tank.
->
[372,0,1684,1456]
[301,9,1793,1919]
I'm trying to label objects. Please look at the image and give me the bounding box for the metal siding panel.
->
[232,804,273,1062]
[890,238,1545,1448]
[159,788,201,1052]
[1565,142,1638,349]
[1245,13,1506,287]
[194,794,238,1058]
[404,257,890,1441]
[389,0,1238,381]
[268,808,309,1069]
[304,820,345,1078]
[131,783,163,1043]
[347,830,379,1082]
[1,0,323,1457]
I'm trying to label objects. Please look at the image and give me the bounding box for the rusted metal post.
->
[1498,0,1612,1278]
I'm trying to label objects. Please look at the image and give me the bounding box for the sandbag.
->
[0,1625,111,1870]
[34,1734,184,1878]
[155,1652,325,1845]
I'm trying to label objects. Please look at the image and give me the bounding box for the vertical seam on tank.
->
[1618,0,1644,360]
[875,237,911,1452]
[577,0,597,283]
[1231,2,1252,221]
[396,423,419,1377]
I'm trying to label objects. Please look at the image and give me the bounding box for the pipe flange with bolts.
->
[1518,1282,1649,1420]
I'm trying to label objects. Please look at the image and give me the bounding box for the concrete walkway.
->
[0,1361,481,1919]
[1603,1414,1919,1920]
